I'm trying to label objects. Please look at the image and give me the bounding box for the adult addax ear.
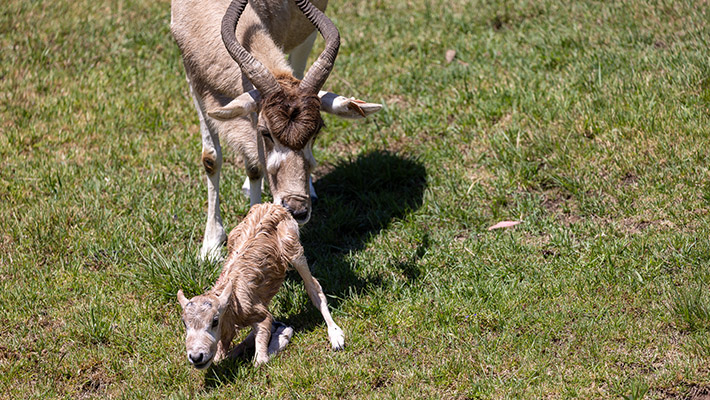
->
[208,90,261,120]
[318,91,382,119]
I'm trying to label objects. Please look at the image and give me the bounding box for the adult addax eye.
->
[259,127,273,142]
[211,317,219,329]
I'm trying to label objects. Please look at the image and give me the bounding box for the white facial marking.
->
[266,142,289,174]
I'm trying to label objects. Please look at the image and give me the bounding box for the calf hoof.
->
[268,321,294,356]
[328,325,345,351]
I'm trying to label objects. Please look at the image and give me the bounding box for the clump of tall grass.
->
[133,240,222,301]
[670,285,710,332]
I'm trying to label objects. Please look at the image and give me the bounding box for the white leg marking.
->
[241,176,251,197]
[242,176,264,207]
[190,83,225,261]
[291,255,345,350]
[201,172,226,262]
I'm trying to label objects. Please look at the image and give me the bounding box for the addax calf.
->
[177,203,344,368]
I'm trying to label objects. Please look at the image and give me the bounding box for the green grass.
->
[1,0,709,398]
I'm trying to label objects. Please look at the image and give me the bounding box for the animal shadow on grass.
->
[297,149,427,307]
[205,150,426,386]
[279,150,427,330]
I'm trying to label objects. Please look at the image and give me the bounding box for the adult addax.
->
[171,0,382,259]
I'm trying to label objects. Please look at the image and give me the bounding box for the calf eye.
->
[211,317,219,329]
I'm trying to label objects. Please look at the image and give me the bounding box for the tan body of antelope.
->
[171,0,382,260]
[177,203,344,368]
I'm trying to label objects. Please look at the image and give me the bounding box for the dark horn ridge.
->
[221,0,282,97]
[294,0,341,94]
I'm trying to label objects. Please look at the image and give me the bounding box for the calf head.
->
[177,283,232,370]
[208,0,382,224]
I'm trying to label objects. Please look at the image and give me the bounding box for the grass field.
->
[2,0,710,398]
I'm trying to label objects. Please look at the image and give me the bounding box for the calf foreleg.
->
[291,255,345,350]
[215,327,236,363]
[252,311,273,365]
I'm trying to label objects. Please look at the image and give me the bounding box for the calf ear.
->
[319,91,382,119]
[177,290,189,309]
[208,90,261,120]
[218,282,233,310]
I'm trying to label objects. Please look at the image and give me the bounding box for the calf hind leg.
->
[227,321,294,360]
[267,321,294,356]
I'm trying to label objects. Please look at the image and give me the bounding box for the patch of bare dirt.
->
[689,385,710,400]
[454,231,471,242]
[656,383,710,399]
[0,344,22,364]
[76,360,112,400]
[541,189,582,225]
[385,95,408,108]
[621,171,638,187]
[493,112,513,130]
[0,233,13,255]
[618,217,676,235]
